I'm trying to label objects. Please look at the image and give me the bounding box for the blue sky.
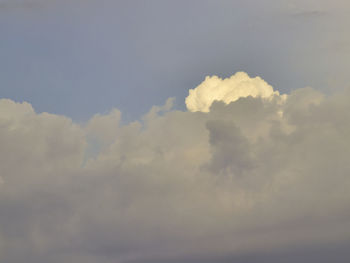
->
[1,0,349,121]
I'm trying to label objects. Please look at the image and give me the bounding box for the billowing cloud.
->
[185,72,286,112]
[1,73,350,263]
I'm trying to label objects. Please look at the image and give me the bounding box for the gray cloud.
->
[289,10,327,19]
[1,74,350,262]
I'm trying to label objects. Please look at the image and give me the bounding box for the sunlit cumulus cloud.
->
[1,72,350,263]
[185,71,286,112]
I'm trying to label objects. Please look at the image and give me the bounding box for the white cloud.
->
[185,72,286,112]
[1,77,350,263]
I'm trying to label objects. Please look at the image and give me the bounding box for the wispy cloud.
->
[290,9,327,18]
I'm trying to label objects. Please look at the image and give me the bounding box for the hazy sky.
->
[1,0,350,120]
[1,1,350,263]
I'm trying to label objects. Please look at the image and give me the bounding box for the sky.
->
[1,1,350,263]
[1,0,350,121]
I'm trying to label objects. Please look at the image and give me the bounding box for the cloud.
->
[185,72,286,112]
[1,73,350,262]
[285,0,328,17]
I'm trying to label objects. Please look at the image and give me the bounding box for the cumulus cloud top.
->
[185,72,286,112]
[1,75,350,263]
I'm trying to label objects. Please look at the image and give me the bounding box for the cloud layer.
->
[1,73,350,262]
